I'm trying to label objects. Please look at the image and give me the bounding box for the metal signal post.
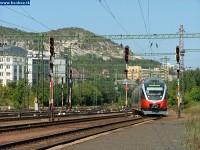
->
[49,36,55,121]
[68,68,72,110]
[61,77,64,109]
[176,46,181,118]
[124,46,129,116]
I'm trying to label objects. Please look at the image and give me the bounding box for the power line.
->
[97,0,128,34]
[0,19,38,32]
[103,0,113,18]
[147,0,151,35]
[19,6,33,18]
[138,0,149,35]
[97,0,142,50]
[19,6,53,31]
[3,6,52,31]
[138,0,155,59]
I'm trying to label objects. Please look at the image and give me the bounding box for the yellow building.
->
[127,66,142,81]
[127,65,171,82]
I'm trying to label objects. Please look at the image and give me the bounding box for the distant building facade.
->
[127,65,172,82]
[0,45,66,86]
[127,66,142,81]
[0,45,27,85]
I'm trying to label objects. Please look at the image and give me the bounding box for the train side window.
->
[141,89,145,98]
[165,90,168,99]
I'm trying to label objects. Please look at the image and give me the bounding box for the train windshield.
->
[145,84,164,100]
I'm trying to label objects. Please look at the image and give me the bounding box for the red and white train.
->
[132,77,168,115]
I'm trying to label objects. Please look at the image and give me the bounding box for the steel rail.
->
[0,113,126,133]
[0,110,120,122]
[0,117,159,149]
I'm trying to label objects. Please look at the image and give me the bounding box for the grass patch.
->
[183,105,200,150]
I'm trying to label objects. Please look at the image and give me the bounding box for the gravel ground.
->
[52,110,187,150]
[0,117,129,144]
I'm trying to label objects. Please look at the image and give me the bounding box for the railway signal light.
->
[50,36,54,56]
[176,46,180,63]
[49,55,54,74]
[70,69,72,80]
[125,46,129,63]
[49,36,54,74]
[124,69,128,78]
[177,69,180,78]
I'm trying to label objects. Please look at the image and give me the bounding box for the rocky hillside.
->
[0,26,142,60]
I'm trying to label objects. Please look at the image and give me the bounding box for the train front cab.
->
[132,85,168,116]
[141,101,168,116]
[141,82,168,116]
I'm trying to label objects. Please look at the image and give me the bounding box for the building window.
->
[6,72,10,76]
[13,58,17,62]
[6,58,10,62]
[0,58,3,62]
[0,72,3,76]
[13,65,17,80]
[19,65,22,79]
[6,79,10,83]
[6,65,10,69]
[0,79,3,84]
[0,64,3,69]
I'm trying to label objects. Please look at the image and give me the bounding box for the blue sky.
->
[0,0,200,68]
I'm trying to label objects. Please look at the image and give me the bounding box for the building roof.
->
[0,45,27,56]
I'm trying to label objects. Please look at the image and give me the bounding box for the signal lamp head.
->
[176,46,180,63]
[124,46,129,63]
[50,37,54,46]
[49,36,54,56]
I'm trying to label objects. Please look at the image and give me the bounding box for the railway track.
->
[0,113,127,133]
[0,108,119,122]
[0,115,159,150]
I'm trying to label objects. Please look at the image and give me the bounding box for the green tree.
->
[184,71,196,92]
[0,84,12,106]
[188,87,200,102]
[167,80,177,106]
[31,78,50,107]
[11,80,25,109]
[72,81,102,106]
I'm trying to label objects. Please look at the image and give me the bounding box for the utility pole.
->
[69,67,72,110]
[24,56,29,109]
[179,25,185,110]
[40,34,45,109]
[65,47,72,111]
[179,25,185,72]
[64,51,68,109]
[54,64,58,108]
[61,77,64,109]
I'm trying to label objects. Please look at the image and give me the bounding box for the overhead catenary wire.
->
[147,0,151,35]
[3,5,53,32]
[97,0,127,34]
[138,0,156,61]
[19,6,53,31]
[0,19,38,33]
[97,0,142,50]
[138,0,149,36]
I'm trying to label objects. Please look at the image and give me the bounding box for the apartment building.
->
[0,45,66,85]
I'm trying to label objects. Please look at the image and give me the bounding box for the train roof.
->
[143,77,165,84]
